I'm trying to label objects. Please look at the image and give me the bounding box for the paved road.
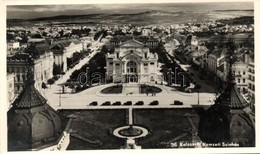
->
[44,83,215,111]
[56,50,99,85]
[175,59,217,94]
[43,43,216,111]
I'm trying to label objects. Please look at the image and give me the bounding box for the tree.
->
[7,33,15,41]
[47,78,55,88]
[53,63,62,75]
[42,82,48,89]
[31,33,43,38]
[58,30,64,37]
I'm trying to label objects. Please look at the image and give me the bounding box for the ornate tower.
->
[8,69,64,151]
[198,42,255,147]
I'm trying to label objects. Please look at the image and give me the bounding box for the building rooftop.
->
[215,82,248,109]
[51,39,82,49]
[8,70,64,151]
[7,53,34,64]
[25,43,50,58]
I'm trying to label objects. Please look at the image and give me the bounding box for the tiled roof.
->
[110,35,158,44]
[12,72,47,109]
[215,82,248,109]
[51,39,82,49]
[209,48,226,58]
[25,43,50,58]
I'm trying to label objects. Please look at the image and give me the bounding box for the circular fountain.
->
[118,125,143,137]
[113,125,148,139]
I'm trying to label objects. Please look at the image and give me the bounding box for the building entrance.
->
[126,61,138,83]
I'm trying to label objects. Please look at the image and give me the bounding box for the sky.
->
[7,2,254,19]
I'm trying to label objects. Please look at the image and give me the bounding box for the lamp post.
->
[195,84,201,105]
[59,85,62,106]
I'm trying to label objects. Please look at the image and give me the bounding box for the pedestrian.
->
[146,92,148,96]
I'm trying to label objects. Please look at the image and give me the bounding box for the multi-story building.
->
[7,73,15,109]
[247,61,255,110]
[232,61,248,92]
[7,41,20,51]
[207,47,227,76]
[107,36,159,50]
[106,39,162,83]
[231,33,253,47]
[210,35,231,44]
[7,43,54,93]
[51,39,83,72]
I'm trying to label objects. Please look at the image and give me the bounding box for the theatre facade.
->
[106,39,163,84]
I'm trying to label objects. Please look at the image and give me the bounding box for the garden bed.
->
[140,84,162,94]
[100,85,123,94]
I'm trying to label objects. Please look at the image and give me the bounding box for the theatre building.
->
[106,39,163,83]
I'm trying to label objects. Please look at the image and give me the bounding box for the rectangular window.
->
[150,62,154,65]
[115,63,120,66]
[144,63,148,66]
[243,71,245,75]
[238,79,240,83]
[109,62,113,65]
[243,78,245,83]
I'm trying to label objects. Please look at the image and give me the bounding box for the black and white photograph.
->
[1,0,259,153]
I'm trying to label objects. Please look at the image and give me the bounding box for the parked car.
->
[112,101,121,106]
[101,101,111,106]
[89,101,98,106]
[124,101,132,106]
[135,101,144,105]
[173,100,183,105]
[149,100,159,106]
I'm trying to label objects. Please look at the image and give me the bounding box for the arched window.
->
[127,61,137,73]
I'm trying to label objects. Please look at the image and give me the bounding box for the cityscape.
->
[5,1,255,152]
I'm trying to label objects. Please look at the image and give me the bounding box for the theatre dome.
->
[8,70,63,151]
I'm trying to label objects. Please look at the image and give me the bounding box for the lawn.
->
[60,109,127,150]
[59,108,202,150]
[133,108,201,149]
[140,84,162,94]
[100,85,123,94]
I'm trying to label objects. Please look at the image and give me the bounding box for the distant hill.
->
[217,16,254,25]
[7,10,254,26]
